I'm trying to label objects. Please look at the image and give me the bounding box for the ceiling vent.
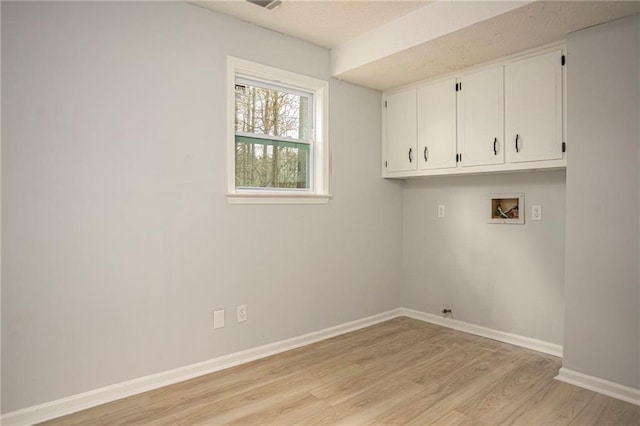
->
[246,0,282,10]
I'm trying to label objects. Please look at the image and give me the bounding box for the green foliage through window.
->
[235,135,309,189]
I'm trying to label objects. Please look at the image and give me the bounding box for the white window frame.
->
[227,56,330,204]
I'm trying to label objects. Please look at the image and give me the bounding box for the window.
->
[227,57,330,204]
[234,78,312,190]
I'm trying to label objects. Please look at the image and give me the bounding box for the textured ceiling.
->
[192,0,430,48]
[194,0,640,91]
[338,1,640,90]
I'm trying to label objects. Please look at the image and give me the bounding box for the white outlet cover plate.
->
[438,205,446,218]
[213,309,225,329]
[237,305,247,323]
[532,205,542,221]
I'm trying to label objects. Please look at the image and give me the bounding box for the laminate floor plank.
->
[308,338,460,407]
[501,380,594,425]
[312,378,425,425]
[429,409,488,426]
[401,342,491,387]
[39,317,638,426]
[148,372,319,426]
[308,354,427,407]
[361,333,452,371]
[342,328,449,368]
[226,392,331,426]
[392,350,530,425]
[417,347,530,397]
[568,393,640,425]
[455,353,562,424]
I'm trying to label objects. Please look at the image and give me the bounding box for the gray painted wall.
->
[563,14,640,389]
[402,171,566,345]
[4,0,639,415]
[1,2,403,412]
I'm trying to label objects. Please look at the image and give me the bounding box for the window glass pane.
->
[235,83,310,141]
[235,135,310,189]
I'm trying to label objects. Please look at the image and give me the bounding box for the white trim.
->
[227,56,330,203]
[383,157,566,179]
[2,309,570,424]
[1,309,402,426]
[235,131,312,146]
[236,76,314,101]
[555,367,640,406]
[226,192,332,205]
[401,308,563,357]
[11,310,640,422]
[332,0,533,77]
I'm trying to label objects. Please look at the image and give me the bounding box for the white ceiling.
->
[194,0,640,91]
[193,0,431,48]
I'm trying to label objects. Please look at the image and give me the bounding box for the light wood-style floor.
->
[42,317,640,425]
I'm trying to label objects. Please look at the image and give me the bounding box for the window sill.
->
[226,192,332,205]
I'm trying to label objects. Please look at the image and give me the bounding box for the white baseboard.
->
[401,308,564,357]
[1,308,403,426]
[10,307,639,425]
[555,367,640,406]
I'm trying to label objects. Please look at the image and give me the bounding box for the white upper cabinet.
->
[457,66,505,167]
[506,49,563,163]
[383,89,417,173]
[381,45,566,178]
[417,78,457,170]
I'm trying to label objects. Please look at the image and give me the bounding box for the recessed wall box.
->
[488,193,524,224]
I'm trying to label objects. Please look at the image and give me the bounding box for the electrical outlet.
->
[532,205,542,221]
[438,205,446,218]
[237,305,247,323]
[213,309,225,329]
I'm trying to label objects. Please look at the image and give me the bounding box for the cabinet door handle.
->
[408,148,413,163]
[424,146,428,162]
[493,138,498,155]
[515,134,520,153]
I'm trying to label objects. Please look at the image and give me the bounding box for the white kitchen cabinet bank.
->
[382,46,566,178]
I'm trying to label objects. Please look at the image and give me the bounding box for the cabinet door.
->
[384,90,417,172]
[457,66,504,167]
[417,79,457,170]
[506,50,563,163]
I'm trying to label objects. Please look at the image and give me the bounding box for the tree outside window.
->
[234,79,312,190]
